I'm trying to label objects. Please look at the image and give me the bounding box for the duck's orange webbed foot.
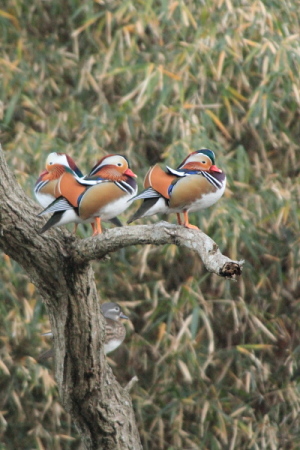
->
[92,217,102,236]
[184,223,199,230]
[183,211,200,230]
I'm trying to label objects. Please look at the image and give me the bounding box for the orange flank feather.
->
[168,175,214,210]
[79,183,126,220]
[144,164,176,199]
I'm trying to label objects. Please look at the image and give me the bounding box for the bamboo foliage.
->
[0,0,300,448]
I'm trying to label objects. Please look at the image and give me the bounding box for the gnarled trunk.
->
[0,145,242,448]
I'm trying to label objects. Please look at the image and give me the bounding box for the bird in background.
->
[38,302,129,361]
[37,153,136,235]
[34,152,83,208]
[128,149,226,229]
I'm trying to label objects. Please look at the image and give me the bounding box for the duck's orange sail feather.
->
[144,164,176,199]
[55,173,86,207]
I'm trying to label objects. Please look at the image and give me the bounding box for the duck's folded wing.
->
[131,187,161,201]
[127,197,161,224]
[38,196,73,216]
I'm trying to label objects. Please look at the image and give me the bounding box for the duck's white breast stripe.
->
[115,181,136,194]
[201,171,223,189]
[35,180,48,193]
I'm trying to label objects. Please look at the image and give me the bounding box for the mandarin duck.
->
[38,154,137,235]
[38,302,129,361]
[35,152,122,231]
[128,149,226,229]
[34,152,83,208]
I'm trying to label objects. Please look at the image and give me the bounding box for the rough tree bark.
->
[0,145,243,449]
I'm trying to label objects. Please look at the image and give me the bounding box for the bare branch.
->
[72,222,243,279]
[125,376,139,393]
[0,144,242,449]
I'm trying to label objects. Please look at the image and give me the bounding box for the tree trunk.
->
[0,145,242,449]
[0,146,142,449]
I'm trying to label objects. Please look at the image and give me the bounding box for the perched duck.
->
[34,152,83,208]
[38,302,129,361]
[128,149,226,229]
[38,154,137,235]
[35,152,122,232]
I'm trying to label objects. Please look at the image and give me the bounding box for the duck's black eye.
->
[49,162,53,165]
[117,163,122,167]
[202,161,206,164]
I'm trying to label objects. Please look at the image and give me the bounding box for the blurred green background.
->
[1,0,300,448]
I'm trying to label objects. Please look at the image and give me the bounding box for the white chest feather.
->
[104,339,122,354]
[58,210,93,226]
[142,197,170,217]
[97,192,136,220]
[188,179,226,212]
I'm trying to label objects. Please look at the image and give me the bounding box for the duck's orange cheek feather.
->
[95,166,126,181]
[45,164,65,177]
[181,161,210,171]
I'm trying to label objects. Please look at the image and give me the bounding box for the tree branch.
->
[73,222,243,279]
[0,144,242,449]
